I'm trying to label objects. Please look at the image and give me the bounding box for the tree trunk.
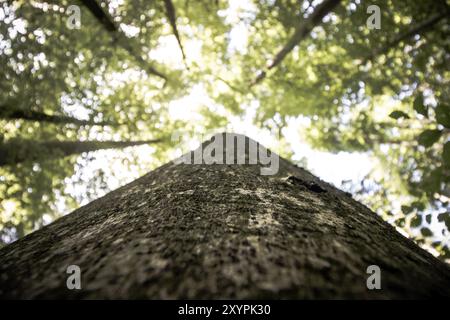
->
[0,139,161,166]
[0,133,449,299]
[0,107,114,126]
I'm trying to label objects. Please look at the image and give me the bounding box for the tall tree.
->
[0,134,449,299]
[0,138,163,166]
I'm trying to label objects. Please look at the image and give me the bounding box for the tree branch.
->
[79,0,117,31]
[0,138,164,166]
[0,107,115,127]
[163,0,187,63]
[79,0,168,80]
[361,11,448,66]
[252,0,341,85]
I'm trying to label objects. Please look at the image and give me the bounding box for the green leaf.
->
[437,212,450,230]
[401,205,413,214]
[413,94,428,117]
[410,215,422,228]
[413,94,427,117]
[436,104,450,128]
[389,110,409,120]
[437,212,449,222]
[443,142,450,167]
[420,227,433,237]
[423,167,442,194]
[425,214,432,224]
[417,129,442,147]
[411,201,425,211]
[440,246,450,260]
[395,217,405,227]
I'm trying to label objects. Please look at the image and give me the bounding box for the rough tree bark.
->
[0,133,449,299]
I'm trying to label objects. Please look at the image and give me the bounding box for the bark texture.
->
[0,133,449,299]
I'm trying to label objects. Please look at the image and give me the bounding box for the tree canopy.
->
[0,0,449,260]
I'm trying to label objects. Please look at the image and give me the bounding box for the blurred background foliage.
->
[0,0,449,261]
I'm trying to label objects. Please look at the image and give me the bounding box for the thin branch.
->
[0,138,164,166]
[163,0,187,64]
[117,34,168,80]
[252,0,341,85]
[215,76,246,94]
[79,0,167,80]
[361,11,448,66]
[79,0,116,31]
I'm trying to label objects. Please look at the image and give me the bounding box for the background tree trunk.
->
[0,107,113,126]
[0,139,161,166]
[0,133,449,299]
